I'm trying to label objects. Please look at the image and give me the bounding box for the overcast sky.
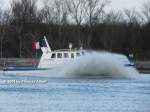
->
[0,0,148,12]
[108,0,148,11]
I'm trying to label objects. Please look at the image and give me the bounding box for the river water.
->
[0,74,149,112]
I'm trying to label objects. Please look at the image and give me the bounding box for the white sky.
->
[107,0,148,12]
[0,0,149,12]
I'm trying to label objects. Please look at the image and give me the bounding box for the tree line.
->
[0,0,150,60]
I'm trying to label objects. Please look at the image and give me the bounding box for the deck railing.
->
[0,58,39,68]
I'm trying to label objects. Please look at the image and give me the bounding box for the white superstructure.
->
[38,36,85,69]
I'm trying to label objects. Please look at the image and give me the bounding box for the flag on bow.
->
[32,41,40,50]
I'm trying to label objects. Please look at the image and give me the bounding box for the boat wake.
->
[61,51,139,78]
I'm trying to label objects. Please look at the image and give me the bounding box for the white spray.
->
[61,51,139,78]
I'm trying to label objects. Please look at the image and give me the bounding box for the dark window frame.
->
[51,53,56,58]
[64,53,69,58]
[76,53,81,56]
[57,53,62,58]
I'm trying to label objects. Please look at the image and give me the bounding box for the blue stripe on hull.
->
[0,67,51,71]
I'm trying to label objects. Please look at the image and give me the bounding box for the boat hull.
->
[0,65,137,78]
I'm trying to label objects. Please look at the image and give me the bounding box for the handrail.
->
[0,58,39,68]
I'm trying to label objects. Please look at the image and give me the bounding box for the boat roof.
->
[53,49,82,52]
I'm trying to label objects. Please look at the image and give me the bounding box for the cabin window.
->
[51,53,56,58]
[64,53,69,58]
[71,53,74,58]
[76,53,81,56]
[57,53,62,58]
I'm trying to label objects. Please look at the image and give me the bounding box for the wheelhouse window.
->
[71,53,74,58]
[57,53,62,58]
[76,53,81,57]
[51,53,56,58]
[64,53,69,58]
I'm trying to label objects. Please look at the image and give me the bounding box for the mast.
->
[44,36,52,52]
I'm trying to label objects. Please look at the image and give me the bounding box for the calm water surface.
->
[0,74,150,112]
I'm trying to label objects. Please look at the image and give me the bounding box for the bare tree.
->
[66,0,87,46]
[124,9,139,24]
[66,0,86,26]
[0,9,11,58]
[40,5,56,24]
[85,0,110,26]
[11,0,40,57]
[142,1,150,23]
[84,0,110,48]
[11,0,39,24]
[124,9,142,56]
[104,10,123,24]
[52,0,68,48]
[102,10,123,51]
[45,0,68,25]
[0,8,3,58]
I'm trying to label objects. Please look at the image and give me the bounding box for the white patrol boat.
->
[0,36,87,76]
[0,36,135,77]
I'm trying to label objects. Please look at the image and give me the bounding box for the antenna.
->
[69,43,72,50]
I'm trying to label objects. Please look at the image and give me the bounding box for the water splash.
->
[62,51,139,78]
